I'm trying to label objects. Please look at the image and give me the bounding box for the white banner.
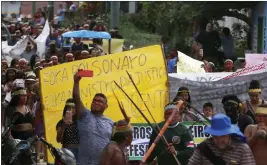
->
[176,51,205,73]
[35,20,50,58]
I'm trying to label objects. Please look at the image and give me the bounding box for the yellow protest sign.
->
[39,45,169,163]
[176,51,205,73]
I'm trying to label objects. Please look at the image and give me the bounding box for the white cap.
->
[12,79,25,88]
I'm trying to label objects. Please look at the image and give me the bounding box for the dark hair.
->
[174,87,191,104]
[10,58,19,68]
[62,98,74,117]
[111,120,132,143]
[222,27,230,37]
[5,69,17,82]
[203,102,213,109]
[9,87,25,107]
[15,70,25,79]
[94,93,107,104]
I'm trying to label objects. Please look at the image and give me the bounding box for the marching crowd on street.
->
[1,3,267,165]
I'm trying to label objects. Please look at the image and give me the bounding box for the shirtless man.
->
[98,119,133,165]
[244,105,267,165]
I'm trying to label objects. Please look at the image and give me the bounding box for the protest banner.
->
[222,63,266,80]
[245,54,267,66]
[128,122,210,160]
[169,72,232,82]
[169,71,267,114]
[176,51,205,73]
[39,45,169,162]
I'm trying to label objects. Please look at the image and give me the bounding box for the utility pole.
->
[48,1,54,22]
[32,2,36,18]
[110,2,120,29]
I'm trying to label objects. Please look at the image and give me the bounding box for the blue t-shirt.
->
[77,109,113,165]
[167,57,177,73]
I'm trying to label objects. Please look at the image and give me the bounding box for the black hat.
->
[248,80,261,93]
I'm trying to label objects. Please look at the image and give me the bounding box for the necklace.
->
[112,141,128,165]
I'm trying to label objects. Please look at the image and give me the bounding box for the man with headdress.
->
[173,87,201,121]
[146,102,194,165]
[50,56,59,65]
[65,53,74,62]
[223,59,234,72]
[242,80,267,123]
[98,119,133,165]
[222,94,254,133]
[244,105,267,165]
[188,114,256,165]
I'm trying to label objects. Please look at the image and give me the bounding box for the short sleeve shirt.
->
[77,109,113,165]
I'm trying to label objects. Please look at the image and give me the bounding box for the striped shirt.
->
[188,138,256,165]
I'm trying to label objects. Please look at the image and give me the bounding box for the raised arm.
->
[72,72,86,119]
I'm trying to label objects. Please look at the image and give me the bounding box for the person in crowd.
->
[208,62,216,72]
[98,119,133,165]
[242,80,267,123]
[50,56,59,66]
[5,87,34,140]
[93,18,107,32]
[34,8,42,24]
[10,58,19,69]
[92,38,105,55]
[15,30,22,40]
[220,27,236,62]
[15,22,22,33]
[56,99,79,160]
[18,58,28,71]
[83,24,90,30]
[196,22,221,64]
[173,87,200,121]
[223,59,234,72]
[9,24,16,34]
[25,72,37,110]
[146,102,194,165]
[109,27,123,39]
[188,114,256,165]
[20,36,37,62]
[32,82,45,162]
[72,71,113,165]
[65,53,75,62]
[45,41,61,61]
[8,34,18,46]
[244,105,267,165]
[190,42,203,61]
[201,102,214,120]
[3,68,17,106]
[1,60,8,81]
[70,38,84,54]
[80,50,91,60]
[167,50,178,73]
[222,94,254,133]
[57,4,65,25]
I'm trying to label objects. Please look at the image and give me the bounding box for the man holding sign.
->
[72,70,114,165]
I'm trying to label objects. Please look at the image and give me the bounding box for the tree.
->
[131,2,256,53]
